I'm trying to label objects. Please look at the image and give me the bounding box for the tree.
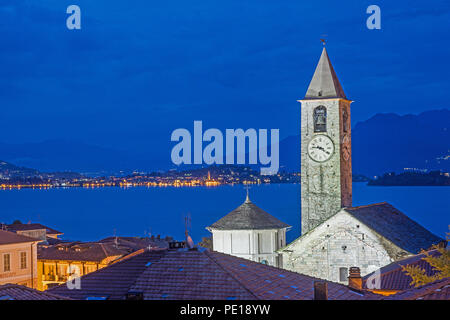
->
[402,227,450,287]
[198,236,213,250]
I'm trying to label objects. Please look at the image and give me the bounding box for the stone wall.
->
[281,210,406,283]
[300,98,353,235]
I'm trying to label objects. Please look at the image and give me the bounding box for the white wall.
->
[280,210,406,283]
[211,228,287,267]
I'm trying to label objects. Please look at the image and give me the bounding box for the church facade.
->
[279,46,443,283]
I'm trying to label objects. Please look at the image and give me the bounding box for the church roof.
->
[304,47,347,100]
[281,202,443,257]
[207,195,290,230]
[345,202,444,254]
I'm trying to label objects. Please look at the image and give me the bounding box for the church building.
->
[207,192,291,267]
[279,45,443,283]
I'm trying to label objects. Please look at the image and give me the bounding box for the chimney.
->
[348,267,362,291]
[313,281,328,300]
[169,241,186,250]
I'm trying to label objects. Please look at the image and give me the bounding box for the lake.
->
[0,183,448,243]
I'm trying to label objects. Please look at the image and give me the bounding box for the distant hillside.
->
[352,109,450,176]
[0,110,448,176]
[278,109,450,176]
[0,161,39,178]
[0,140,137,175]
[0,160,84,180]
[368,171,450,186]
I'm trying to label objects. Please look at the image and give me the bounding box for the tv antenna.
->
[184,213,194,249]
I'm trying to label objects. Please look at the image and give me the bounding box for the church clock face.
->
[308,135,334,162]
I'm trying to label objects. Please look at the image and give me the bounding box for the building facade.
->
[207,193,290,267]
[0,230,39,289]
[37,242,128,290]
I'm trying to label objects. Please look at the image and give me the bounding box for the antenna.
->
[113,228,118,248]
[184,213,194,249]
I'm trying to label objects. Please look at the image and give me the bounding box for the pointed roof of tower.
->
[304,47,347,100]
[207,193,290,230]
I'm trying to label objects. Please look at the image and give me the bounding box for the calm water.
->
[0,183,448,242]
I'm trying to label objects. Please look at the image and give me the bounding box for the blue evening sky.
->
[0,0,449,152]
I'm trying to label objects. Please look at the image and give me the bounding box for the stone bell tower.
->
[299,46,352,234]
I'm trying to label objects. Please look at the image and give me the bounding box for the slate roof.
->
[38,241,129,262]
[99,236,170,250]
[207,196,290,230]
[47,248,382,300]
[0,229,39,245]
[345,202,444,254]
[387,277,450,300]
[0,284,70,300]
[5,223,63,235]
[363,249,444,291]
[304,47,347,100]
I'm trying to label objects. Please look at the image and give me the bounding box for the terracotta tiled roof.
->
[48,249,167,300]
[38,242,129,262]
[48,248,382,300]
[5,223,63,235]
[0,230,39,245]
[207,197,290,230]
[0,284,70,300]
[387,277,450,300]
[363,249,443,291]
[345,202,443,254]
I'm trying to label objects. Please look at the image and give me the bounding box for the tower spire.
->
[304,47,346,100]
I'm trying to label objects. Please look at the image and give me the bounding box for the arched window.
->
[313,106,327,132]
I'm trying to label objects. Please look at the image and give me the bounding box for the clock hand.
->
[314,146,325,152]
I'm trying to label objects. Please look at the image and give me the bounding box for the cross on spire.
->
[244,185,251,203]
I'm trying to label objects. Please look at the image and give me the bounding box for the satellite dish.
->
[186,235,195,249]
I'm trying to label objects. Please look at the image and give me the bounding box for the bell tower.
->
[299,46,352,234]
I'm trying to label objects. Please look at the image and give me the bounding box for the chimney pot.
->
[348,267,362,291]
[314,281,328,300]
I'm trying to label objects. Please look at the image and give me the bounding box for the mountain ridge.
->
[0,109,448,176]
